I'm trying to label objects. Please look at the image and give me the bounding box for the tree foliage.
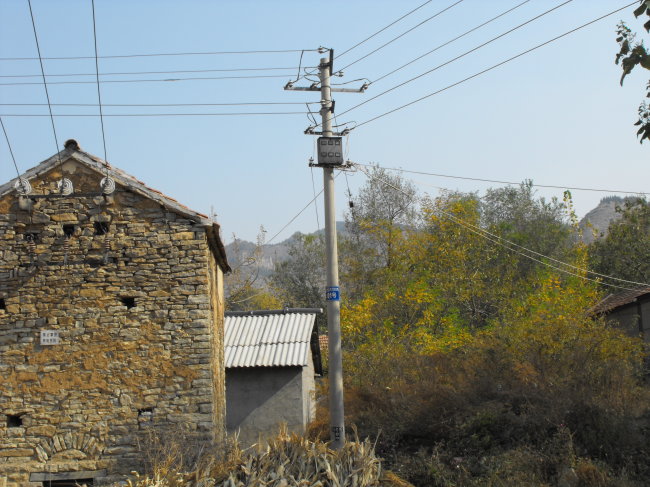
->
[615,1,650,143]
[589,197,650,284]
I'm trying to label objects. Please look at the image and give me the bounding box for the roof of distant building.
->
[591,286,650,315]
[225,308,322,373]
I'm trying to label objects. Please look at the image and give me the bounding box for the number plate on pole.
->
[326,286,340,301]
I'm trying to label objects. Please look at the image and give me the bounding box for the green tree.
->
[615,0,650,143]
[589,197,650,284]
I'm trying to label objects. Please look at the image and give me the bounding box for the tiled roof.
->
[591,286,650,315]
[225,309,322,368]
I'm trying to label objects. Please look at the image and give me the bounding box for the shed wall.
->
[226,367,307,446]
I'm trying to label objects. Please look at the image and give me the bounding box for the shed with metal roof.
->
[224,308,323,445]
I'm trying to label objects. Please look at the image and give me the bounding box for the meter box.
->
[317,137,344,165]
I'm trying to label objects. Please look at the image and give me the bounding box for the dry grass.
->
[122,425,390,487]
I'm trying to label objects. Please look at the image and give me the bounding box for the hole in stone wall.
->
[24,232,40,243]
[93,222,110,236]
[138,408,153,428]
[7,414,23,428]
[62,224,75,237]
[121,296,136,309]
[0,298,5,311]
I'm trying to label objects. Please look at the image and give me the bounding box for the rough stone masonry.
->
[0,142,229,486]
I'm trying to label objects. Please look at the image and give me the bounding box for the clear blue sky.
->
[0,0,647,243]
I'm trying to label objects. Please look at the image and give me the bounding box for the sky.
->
[0,0,648,244]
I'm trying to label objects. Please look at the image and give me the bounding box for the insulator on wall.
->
[57,178,74,195]
[63,237,70,266]
[14,178,32,195]
[100,177,115,195]
[103,233,113,264]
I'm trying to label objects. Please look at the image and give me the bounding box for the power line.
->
[353,161,650,196]
[295,0,438,84]
[26,0,62,165]
[0,112,309,117]
[266,171,343,246]
[0,116,21,178]
[332,0,576,125]
[336,0,434,60]
[91,0,108,163]
[0,73,293,86]
[337,0,466,74]
[350,1,637,131]
[0,48,320,61]
[372,0,531,85]
[0,102,320,107]
[0,66,314,79]
[356,164,649,291]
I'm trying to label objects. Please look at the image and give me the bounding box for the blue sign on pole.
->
[326,286,340,301]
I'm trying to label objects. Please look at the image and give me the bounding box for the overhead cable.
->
[354,161,650,196]
[349,1,637,131]
[26,0,62,165]
[0,73,293,86]
[0,112,309,117]
[0,116,21,178]
[0,102,320,107]
[0,48,320,61]
[0,66,315,79]
[356,164,650,291]
[336,0,434,60]
[372,0,531,85]
[333,0,576,124]
[91,0,108,163]
[337,0,466,74]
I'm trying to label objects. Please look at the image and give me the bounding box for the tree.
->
[615,1,650,143]
[268,233,327,314]
[225,228,281,311]
[342,166,419,300]
[589,197,650,284]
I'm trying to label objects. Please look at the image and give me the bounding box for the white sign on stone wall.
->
[40,330,60,345]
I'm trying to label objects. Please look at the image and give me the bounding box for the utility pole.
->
[285,50,366,449]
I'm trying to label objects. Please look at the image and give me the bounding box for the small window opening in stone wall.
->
[121,296,136,309]
[138,408,153,428]
[62,224,75,237]
[7,414,23,428]
[24,232,40,243]
[93,222,110,236]
[0,298,5,311]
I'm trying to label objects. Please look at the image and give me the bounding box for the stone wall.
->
[0,159,225,486]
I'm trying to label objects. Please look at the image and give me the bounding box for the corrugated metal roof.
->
[225,311,318,368]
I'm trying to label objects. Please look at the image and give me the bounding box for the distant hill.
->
[225,200,628,275]
[578,196,625,244]
[225,221,346,277]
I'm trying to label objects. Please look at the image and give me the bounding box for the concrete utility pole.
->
[284,50,366,449]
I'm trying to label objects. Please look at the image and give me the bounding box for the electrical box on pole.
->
[317,137,344,165]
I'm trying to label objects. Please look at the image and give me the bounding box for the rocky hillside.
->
[225,222,346,277]
[578,196,625,243]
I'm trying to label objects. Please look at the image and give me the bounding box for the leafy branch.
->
[615,1,650,143]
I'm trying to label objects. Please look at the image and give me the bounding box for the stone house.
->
[0,140,230,486]
[224,309,322,446]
